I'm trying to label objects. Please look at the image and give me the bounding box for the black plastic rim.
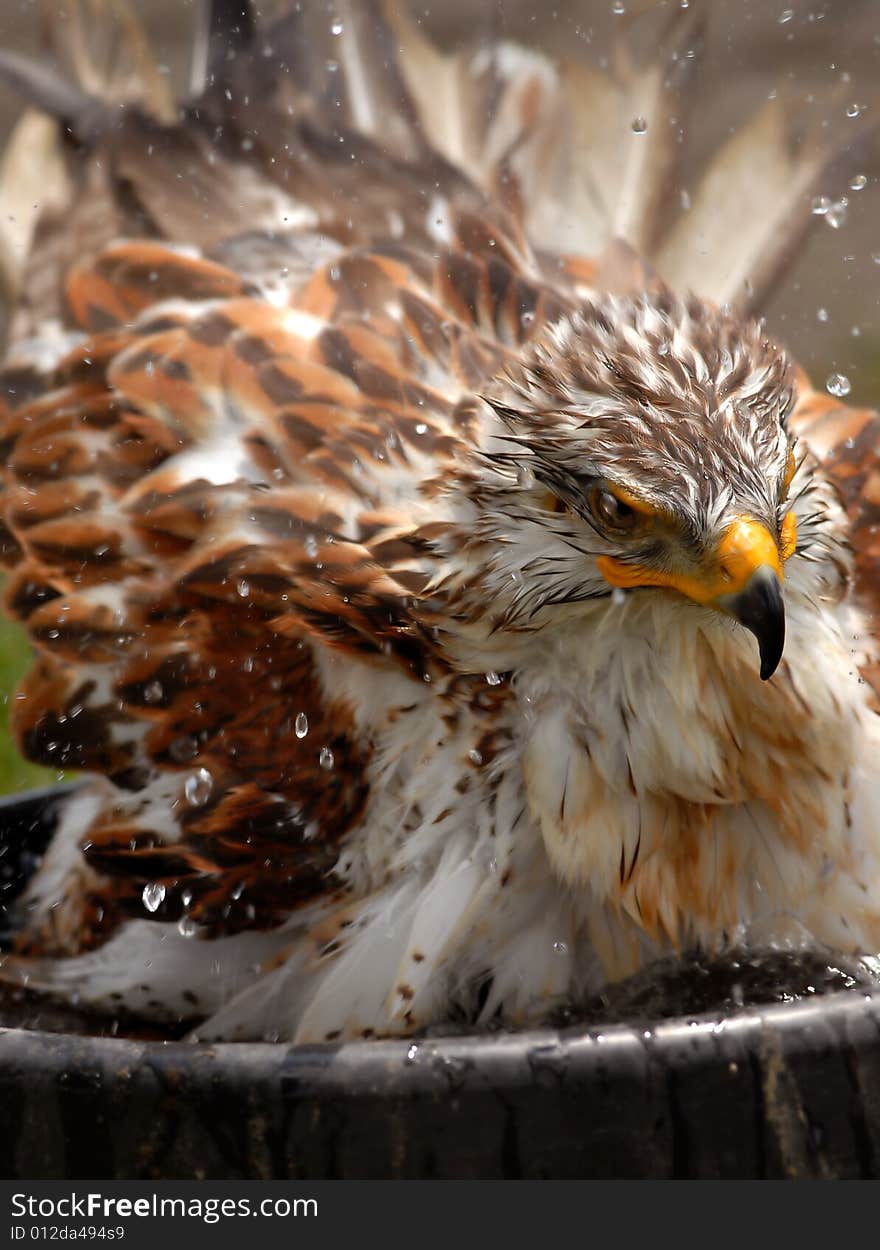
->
[4,989,880,1179]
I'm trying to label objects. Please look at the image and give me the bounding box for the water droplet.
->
[177,915,197,938]
[846,103,863,119]
[485,671,502,686]
[236,578,250,598]
[184,767,213,807]
[143,680,163,705]
[169,734,198,763]
[850,173,868,191]
[612,587,628,607]
[295,711,309,739]
[304,534,319,559]
[468,748,483,766]
[778,7,793,21]
[811,195,831,216]
[553,940,569,955]
[816,307,829,322]
[181,889,193,909]
[330,18,344,35]
[520,310,535,327]
[826,372,851,398]
[631,116,647,134]
[325,58,339,73]
[142,882,166,913]
[319,746,335,770]
[516,464,535,489]
[405,1043,419,1064]
[824,198,848,229]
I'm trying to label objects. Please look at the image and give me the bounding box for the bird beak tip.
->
[719,565,785,681]
[759,654,780,682]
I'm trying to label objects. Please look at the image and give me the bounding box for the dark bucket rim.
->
[1,982,878,1097]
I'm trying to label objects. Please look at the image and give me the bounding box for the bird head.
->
[449,291,801,679]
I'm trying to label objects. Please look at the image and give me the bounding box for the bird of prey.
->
[0,0,879,1042]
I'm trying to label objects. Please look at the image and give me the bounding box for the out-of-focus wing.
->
[790,386,880,697]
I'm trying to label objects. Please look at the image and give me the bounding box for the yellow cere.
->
[597,513,796,607]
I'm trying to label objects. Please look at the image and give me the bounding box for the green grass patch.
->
[0,611,59,793]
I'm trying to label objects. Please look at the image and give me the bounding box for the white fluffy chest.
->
[516,588,877,946]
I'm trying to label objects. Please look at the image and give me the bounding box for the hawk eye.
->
[591,487,639,532]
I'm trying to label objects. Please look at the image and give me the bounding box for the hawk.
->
[0,0,878,1042]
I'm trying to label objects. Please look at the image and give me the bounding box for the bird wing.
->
[789,384,880,699]
[1,236,526,950]
[0,1,594,958]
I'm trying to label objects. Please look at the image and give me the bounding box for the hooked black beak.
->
[720,565,785,680]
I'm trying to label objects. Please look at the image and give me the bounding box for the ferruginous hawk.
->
[0,1,878,1041]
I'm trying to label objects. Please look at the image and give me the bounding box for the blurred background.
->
[0,0,877,790]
